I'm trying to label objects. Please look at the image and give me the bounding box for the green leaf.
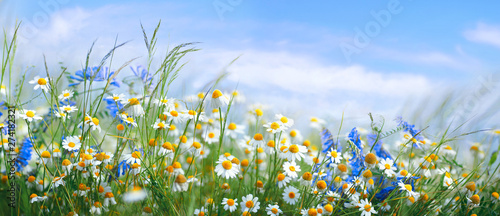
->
[489,151,498,166]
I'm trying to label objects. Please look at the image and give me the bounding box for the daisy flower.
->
[82,114,102,132]
[359,199,377,216]
[29,194,48,203]
[104,192,117,207]
[335,164,349,179]
[226,123,245,139]
[61,105,78,113]
[62,136,81,152]
[221,198,238,212]
[397,180,417,196]
[153,97,175,110]
[54,109,70,120]
[58,89,74,100]
[283,161,301,178]
[194,207,207,216]
[19,110,43,122]
[166,110,186,124]
[123,186,147,202]
[29,76,50,92]
[215,155,240,179]
[123,97,145,116]
[211,89,229,109]
[249,133,266,147]
[263,121,284,134]
[491,192,499,203]
[378,158,396,178]
[283,186,301,205]
[39,151,52,165]
[309,117,326,130]
[275,114,294,129]
[300,208,319,216]
[281,144,307,162]
[277,173,291,188]
[152,119,169,130]
[173,174,189,192]
[203,129,219,144]
[266,204,282,216]
[105,93,125,102]
[121,114,138,127]
[240,194,260,213]
[327,149,343,164]
[299,172,313,186]
[90,202,103,215]
[123,150,142,164]
[441,145,456,157]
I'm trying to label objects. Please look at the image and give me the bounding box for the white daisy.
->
[211,89,229,109]
[221,198,238,212]
[277,173,291,188]
[28,76,50,92]
[123,97,145,117]
[283,161,301,178]
[359,198,377,216]
[283,186,301,205]
[153,97,176,110]
[240,194,260,213]
[280,144,307,162]
[378,158,396,178]
[58,89,74,100]
[263,121,284,134]
[121,114,138,127]
[123,150,142,164]
[61,105,78,113]
[215,155,240,179]
[275,114,294,129]
[266,204,283,216]
[19,110,43,122]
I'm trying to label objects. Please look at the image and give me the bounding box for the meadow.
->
[1,23,500,216]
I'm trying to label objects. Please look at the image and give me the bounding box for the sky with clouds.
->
[1,0,500,130]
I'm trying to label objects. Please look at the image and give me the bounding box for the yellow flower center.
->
[308,208,317,216]
[188,110,196,116]
[245,200,254,208]
[365,153,377,164]
[445,145,453,150]
[364,204,371,212]
[128,98,140,105]
[280,116,288,123]
[227,199,235,206]
[212,89,223,98]
[404,184,412,191]
[131,151,141,159]
[331,151,338,158]
[277,174,286,181]
[208,132,215,138]
[400,170,408,176]
[41,151,51,158]
[92,117,99,126]
[317,180,327,189]
[222,161,232,170]
[126,117,134,123]
[470,194,480,204]
[384,164,391,170]
[228,123,237,130]
[338,164,347,172]
[26,111,35,118]
[290,130,297,137]
[288,191,295,198]
[255,109,263,116]
[170,110,178,117]
[271,208,278,214]
[289,166,296,172]
[302,172,313,181]
[270,122,280,130]
[113,96,120,100]
[38,78,47,85]
[289,145,299,153]
[363,170,373,178]
[253,133,263,141]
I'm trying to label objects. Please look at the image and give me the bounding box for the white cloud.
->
[464,22,500,48]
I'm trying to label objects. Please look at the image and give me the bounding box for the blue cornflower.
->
[396,116,423,140]
[131,66,154,89]
[117,159,130,177]
[367,134,393,160]
[103,97,124,118]
[348,127,365,178]
[320,128,341,153]
[375,186,396,200]
[15,137,35,171]
[69,66,121,87]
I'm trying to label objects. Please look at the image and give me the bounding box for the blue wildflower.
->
[15,137,34,171]
[117,159,131,177]
[103,97,123,118]
[375,186,396,200]
[69,66,120,87]
[367,134,393,160]
[320,128,341,153]
[396,116,423,140]
[131,66,154,90]
[348,127,364,178]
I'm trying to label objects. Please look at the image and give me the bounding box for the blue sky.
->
[1,0,500,129]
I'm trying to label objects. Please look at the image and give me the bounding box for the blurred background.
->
[1,0,499,137]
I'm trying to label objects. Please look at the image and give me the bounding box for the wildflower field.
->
[1,23,500,216]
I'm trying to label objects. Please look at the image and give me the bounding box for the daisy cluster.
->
[1,35,500,216]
